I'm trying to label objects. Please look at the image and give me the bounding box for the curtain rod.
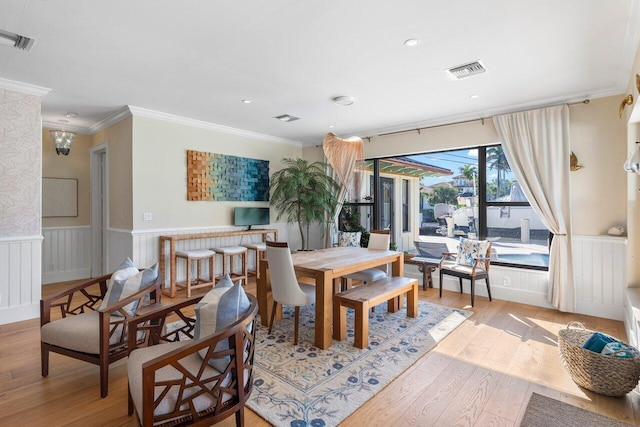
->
[365,99,590,141]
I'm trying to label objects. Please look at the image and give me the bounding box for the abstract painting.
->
[187,149,269,201]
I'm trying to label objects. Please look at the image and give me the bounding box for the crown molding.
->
[127,105,303,147]
[88,106,132,134]
[42,121,90,134]
[0,78,50,97]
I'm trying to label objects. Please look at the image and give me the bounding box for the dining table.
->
[257,246,404,349]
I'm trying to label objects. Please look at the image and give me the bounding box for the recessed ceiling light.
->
[328,125,334,129]
[64,112,78,118]
[274,114,300,122]
[333,96,355,106]
[469,94,480,99]
[58,119,69,123]
[242,99,252,104]
[403,38,420,47]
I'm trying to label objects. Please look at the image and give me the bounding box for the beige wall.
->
[92,117,133,230]
[340,96,627,237]
[568,97,627,235]
[131,116,302,230]
[42,131,91,227]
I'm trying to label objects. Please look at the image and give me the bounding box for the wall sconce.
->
[623,141,640,175]
[49,130,76,156]
[619,94,634,119]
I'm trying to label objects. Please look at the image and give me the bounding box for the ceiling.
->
[1,0,639,146]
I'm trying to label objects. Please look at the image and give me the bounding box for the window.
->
[372,146,550,269]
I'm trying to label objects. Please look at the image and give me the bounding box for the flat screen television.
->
[234,207,270,230]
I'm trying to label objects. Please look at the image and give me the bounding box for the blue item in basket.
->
[582,332,617,353]
[601,341,637,358]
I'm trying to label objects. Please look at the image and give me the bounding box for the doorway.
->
[91,143,108,276]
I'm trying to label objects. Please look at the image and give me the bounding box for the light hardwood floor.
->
[1,280,638,426]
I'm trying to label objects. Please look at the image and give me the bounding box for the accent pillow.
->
[338,231,362,247]
[195,274,250,371]
[100,259,158,316]
[456,238,490,267]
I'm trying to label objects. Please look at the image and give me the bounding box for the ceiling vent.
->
[274,114,300,122]
[0,29,35,51]
[447,60,486,79]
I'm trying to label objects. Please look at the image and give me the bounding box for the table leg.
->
[407,282,418,317]
[315,270,333,349]
[388,254,405,312]
[159,238,166,294]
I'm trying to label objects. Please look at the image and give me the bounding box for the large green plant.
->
[269,158,338,251]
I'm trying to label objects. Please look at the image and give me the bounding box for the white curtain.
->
[322,133,364,248]
[493,105,574,312]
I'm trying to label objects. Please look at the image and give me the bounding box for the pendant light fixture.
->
[49,130,76,156]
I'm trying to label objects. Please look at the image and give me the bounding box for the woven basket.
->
[558,322,640,396]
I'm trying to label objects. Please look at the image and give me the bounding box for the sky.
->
[409,148,515,187]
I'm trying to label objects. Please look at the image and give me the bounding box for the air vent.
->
[447,60,486,79]
[0,29,35,51]
[274,114,300,122]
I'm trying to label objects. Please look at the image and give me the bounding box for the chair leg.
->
[100,358,109,398]
[294,306,300,346]
[470,277,475,307]
[128,385,134,415]
[41,344,49,377]
[459,277,463,293]
[235,407,245,427]
[186,259,192,297]
[486,276,492,301]
[439,270,443,298]
[268,301,278,335]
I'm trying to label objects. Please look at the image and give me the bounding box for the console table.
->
[404,256,440,290]
[159,228,278,297]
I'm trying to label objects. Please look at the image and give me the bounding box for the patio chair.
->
[438,238,492,307]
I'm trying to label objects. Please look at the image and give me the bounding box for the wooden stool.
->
[211,246,248,284]
[175,249,216,297]
[243,242,266,279]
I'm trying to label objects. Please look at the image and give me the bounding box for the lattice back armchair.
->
[40,262,160,397]
[126,292,258,427]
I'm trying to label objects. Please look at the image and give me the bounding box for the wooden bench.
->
[333,276,419,348]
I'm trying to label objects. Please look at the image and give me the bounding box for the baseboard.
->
[0,303,39,325]
[42,268,92,285]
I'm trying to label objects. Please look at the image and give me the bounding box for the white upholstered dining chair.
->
[265,241,316,345]
[342,230,391,289]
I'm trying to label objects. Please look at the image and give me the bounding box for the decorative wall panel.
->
[187,150,269,201]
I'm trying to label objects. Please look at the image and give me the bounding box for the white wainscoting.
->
[572,235,627,321]
[0,235,42,325]
[406,234,627,320]
[42,226,92,284]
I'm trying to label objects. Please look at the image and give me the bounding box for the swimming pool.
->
[496,253,549,267]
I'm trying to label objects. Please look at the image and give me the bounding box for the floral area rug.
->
[247,300,472,427]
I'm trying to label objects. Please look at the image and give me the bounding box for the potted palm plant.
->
[269,158,338,251]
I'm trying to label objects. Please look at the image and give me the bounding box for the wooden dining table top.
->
[290,246,403,276]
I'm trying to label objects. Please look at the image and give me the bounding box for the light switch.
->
[143,212,152,221]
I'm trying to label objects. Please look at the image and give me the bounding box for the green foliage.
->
[269,158,339,250]
[426,186,459,206]
[339,205,370,247]
[486,146,511,198]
